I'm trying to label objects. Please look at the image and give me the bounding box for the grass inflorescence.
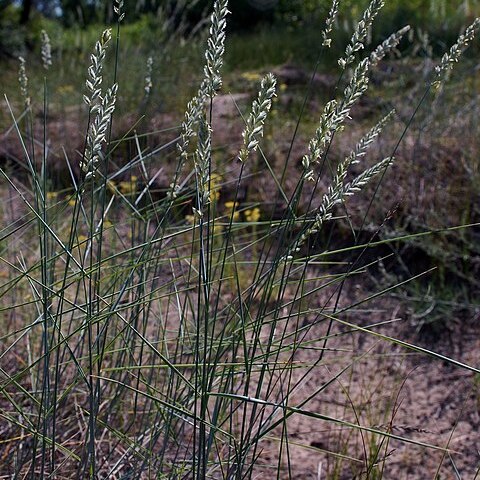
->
[0,0,479,478]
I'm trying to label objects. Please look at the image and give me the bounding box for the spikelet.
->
[204,0,230,97]
[292,111,395,259]
[292,156,394,258]
[114,0,125,22]
[18,56,30,109]
[81,29,115,181]
[40,30,52,70]
[144,56,153,96]
[302,99,337,181]
[171,0,229,200]
[433,18,480,89]
[336,109,395,185]
[322,0,341,48]
[351,109,395,160]
[370,26,411,67]
[302,58,371,181]
[83,29,112,108]
[339,0,385,69]
[81,84,118,181]
[175,94,204,172]
[239,73,277,163]
[315,157,394,230]
[344,156,394,195]
[335,58,371,124]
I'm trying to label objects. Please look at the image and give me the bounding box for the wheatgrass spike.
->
[370,26,411,66]
[322,0,341,48]
[339,0,385,69]
[239,73,277,163]
[18,56,30,109]
[433,17,480,88]
[171,0,229,200]
[40,30,52,70]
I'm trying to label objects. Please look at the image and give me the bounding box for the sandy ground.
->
[267,295,480,479]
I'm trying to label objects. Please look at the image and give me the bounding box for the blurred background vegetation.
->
[2,0,479,110]
[1,0,480,58]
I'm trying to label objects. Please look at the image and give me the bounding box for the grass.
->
[0,0,480,478]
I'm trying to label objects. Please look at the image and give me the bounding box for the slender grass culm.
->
[1,0,480,478]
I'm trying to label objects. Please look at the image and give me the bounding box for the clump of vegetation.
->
[0,0,479,478]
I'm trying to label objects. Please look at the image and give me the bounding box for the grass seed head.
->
[204,0,230,97]
[370,25,411,66]
[114,0,125,22]
[144,56,153,96]
[41,30,52,70]
[82,83,118,181]
[194,116,213,212]
[84,28,112,107]
[339,0,385,69]
[322,0,341,48]
[172,1,230,200]
[18,56,30,108]
[239,73,277,163]
[433,17,480,88]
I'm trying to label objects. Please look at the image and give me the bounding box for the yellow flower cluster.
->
[56,84,75,95]
[244,207,261,223]
[118,175,138,195]
[209,173,222,203]
[185,194,261,226]
[107,176,139,196]
[213,224,224,235]
[224,201,240,222]
[46,191,59,201]
[241,71,263,83]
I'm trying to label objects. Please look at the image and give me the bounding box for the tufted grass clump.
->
[0,1,479,478]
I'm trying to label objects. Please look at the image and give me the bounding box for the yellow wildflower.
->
[209,173,222,203]
[224,201,238,209]
[210,189,220,202]
[57,84,75,95]
[46,191,58,200]
[213,223,224,235]
[225,201,240,221]
[211,172,222,184]
[76,235,88,248]
[68,198,76,207]
[241,71,263,82]
[245,207,261,223]
[118,176,138,195]
[185,214,196,225]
